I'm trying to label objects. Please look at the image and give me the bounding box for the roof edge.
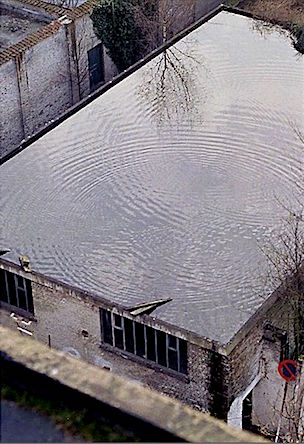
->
[0,258,227,354]
[1,3,226,165]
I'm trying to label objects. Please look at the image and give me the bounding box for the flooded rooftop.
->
[1,11,303,344]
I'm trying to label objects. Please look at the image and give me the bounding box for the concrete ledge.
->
[0,325,266,442]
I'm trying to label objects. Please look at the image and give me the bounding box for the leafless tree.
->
[133,0,196,52]
[260,128,304,442]
[73,18,98,99]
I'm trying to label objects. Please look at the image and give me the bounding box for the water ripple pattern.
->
[1,12,303,344]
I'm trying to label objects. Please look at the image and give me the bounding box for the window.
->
[99,308,187,374]
[88,44,104,92]
[0,269,34,314]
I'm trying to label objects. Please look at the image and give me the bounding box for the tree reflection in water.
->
[139,41,209,127]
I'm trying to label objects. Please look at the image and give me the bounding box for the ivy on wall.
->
[91,0,145,71]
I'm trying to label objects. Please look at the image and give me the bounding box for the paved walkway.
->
[0,400,82,443]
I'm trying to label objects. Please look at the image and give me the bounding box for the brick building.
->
[0,0,118,160]
[1,6,303,439]
[0,0,222,161]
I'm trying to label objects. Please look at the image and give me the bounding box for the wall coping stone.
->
[0,0,98,66]
[0,325,266,442]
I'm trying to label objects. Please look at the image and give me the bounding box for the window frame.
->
[0,269,34,316]
[88,43,105,92]
[99,308,188,376]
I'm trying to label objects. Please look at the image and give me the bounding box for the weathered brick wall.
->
[225,290,298,435]
[0,264,213,413]
[20,27,72,136]
[0,59,24,158]
[0,10,118,160]
[0,25,72,158]
[227,293,292,405]
[2,257,297,426]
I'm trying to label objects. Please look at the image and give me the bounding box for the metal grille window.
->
[0,269,34,314]
[99,308,187,375]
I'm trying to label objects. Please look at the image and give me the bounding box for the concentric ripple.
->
[1,11,303,344]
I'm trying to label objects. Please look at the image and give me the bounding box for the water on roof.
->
[1,11,303,344]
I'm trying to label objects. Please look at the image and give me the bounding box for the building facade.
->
[0,0,118,160]
[0,258,302,437]
[0,0,223,161]
[1,4,303,440]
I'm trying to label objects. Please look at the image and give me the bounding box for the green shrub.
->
[91,0,145,71]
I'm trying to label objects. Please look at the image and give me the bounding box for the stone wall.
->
[18,26,72,136]
[1,257,300,434]
[0,260,217,413]
[226,288,299,434]
[0,25,71,158]
[0,2,118,160]
[0,324,264,443]
[0,59,25,151]
[0,0,224,161]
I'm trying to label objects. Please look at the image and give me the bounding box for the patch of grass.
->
[1,383,140,442]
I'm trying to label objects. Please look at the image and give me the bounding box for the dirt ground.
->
[237,0,304,27]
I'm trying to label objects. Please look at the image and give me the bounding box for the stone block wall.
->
[0,59,25,156]
[225,288,299,434]
[228,292,291,404]
[0,23,72,158]
[1,258,300,432]
[0,4,118,160]
[0,261,215,413]
[18,27,72,137]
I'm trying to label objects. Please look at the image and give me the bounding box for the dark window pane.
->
[156,331,166,367]
[168,349,178,371]
[179,339,187,374]
[168,334,177,349]
[135,323,145,357]
[114,314,122,327]
[146,326,156,362]
[7,272,17,306]
[124,318,134,353]
[18,289,27,311]
[101,309,113,345]
[17,275,24,288]
[26,280,34,314]
[114,328,124,350]
[88,44,104,92]
[0,269,8,303]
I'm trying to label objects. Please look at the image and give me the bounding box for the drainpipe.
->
[227,374,261,429]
